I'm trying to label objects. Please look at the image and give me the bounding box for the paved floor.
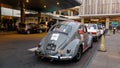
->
[0,32,99,68]
[88,32,120,68]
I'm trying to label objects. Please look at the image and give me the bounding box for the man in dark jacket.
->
[47,18,56,31]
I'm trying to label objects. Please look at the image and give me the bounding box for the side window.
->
[83,26,87,33]
[79,25,83,30]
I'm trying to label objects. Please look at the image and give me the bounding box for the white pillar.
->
[106,18,110,29]
[53,11,56,14]
[95,0,98,14]
[59,11,61,15]
[71,11,74,16]
[109,0,112,14]
[82,0,85,15]
[81,18,84,24]
[68,10,71,16]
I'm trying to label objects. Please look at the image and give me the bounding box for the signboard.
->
[13,9,20,17]
[1,7,21,17]
[1,7,12,16]
[91,19,99,21]
[112,22,118,27]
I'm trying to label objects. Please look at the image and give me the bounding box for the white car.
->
[97,23,105,35]
[85,24,101,42]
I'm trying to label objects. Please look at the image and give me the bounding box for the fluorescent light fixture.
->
[26,0,29,3]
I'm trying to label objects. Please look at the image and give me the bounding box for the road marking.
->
[28,47,38,52]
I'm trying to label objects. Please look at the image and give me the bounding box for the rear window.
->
[18,23,26,28]
[51,23,72,34]
[87,24,97,29]
[92,24,97,29]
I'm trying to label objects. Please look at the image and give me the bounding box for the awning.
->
[1,0,81,12]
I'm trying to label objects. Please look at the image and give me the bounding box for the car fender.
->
[37,37,46,52]
[64,39,82,57]
[87,35,93,47]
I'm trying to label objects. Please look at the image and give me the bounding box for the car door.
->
[78,25,87,49]
[83,25,89,47]
[96,24,101,36]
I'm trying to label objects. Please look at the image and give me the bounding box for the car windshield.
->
[92,24,97,29]
[98,24,103,29]
[87,24,97,29]
[51,24,72,34]
[18,23,26,28]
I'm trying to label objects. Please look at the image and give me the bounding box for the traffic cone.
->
[98,35,107,52]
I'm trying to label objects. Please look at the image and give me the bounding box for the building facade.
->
[79,0,120,29]
[53,0,120,29]
[80,0,120,15]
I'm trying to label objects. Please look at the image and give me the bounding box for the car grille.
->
[46,43,56,51]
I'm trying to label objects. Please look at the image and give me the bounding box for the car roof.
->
[60,20,81,27]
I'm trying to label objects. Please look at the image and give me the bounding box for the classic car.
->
[97,23,105,35]
[35,21,93,62]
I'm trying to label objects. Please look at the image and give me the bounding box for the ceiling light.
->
[26,0,29,3]
[57,2,60,5]
[44,5,46,8]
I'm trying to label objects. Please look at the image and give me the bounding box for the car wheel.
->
[73,46,82,62]
[27,30,30,34]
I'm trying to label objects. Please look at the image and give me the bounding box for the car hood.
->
[43,32,69,55]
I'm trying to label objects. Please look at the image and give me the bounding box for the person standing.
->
[47,18,55,31]
[113,27,116,34]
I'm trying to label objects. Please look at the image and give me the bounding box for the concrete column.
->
[81,18,84,24]
[106,18,110,29]
[71,11,73,16]
[38,12,41,24]
[95,0,98,14]
[59,11,61,15]
[79,6,81,15]
[0,4,1,24]
[53,11,56,14]
[109,0,112,14]
[20,0,25,23]
[68,10,71,16]
[82,0,85,15]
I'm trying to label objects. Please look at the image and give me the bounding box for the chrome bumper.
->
[35,51,72,60]
[48,55,72,60]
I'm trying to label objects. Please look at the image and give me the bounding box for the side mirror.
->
[78,30,84,34]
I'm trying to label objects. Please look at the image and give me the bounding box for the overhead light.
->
[57,2,60,5]
[44,5,46,8]
[26,0,29,3]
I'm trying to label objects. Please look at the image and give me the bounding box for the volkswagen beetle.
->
[35,21,93,62]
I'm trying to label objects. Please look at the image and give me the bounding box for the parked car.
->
[17,23,42,34]
[35,21,93,62]
[85,24,101,42]
[97,23,105,35]
[38,24,47,32]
